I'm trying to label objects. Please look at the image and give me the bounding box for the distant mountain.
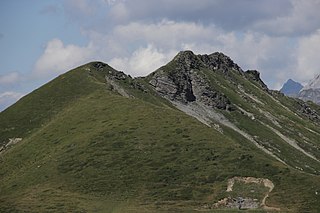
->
[1,51,320,212]
[299,74,320,105]
[280,79,303,97]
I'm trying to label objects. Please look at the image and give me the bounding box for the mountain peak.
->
[280,78,303,97]
[175,50,195,57]
[172,50,202,70]
[173,50,242,74]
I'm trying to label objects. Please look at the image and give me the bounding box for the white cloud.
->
[0,91,24,111]
[109,44,176,76]
[0,72,20,85]
[33,39,94,78]
[296,30,320,83]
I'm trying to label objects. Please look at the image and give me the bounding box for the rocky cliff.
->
[149,51,242,110]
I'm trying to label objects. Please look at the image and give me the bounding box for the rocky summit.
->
[0,51,320,212]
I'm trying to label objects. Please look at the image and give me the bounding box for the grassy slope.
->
[195,66,320,174]
[0,63,320,212]
[0,63,110,146]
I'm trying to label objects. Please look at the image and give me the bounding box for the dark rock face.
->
[149,51,234,110]
[245,70,268,91]
[149,69,196,103]
[190,69,234,110]
[92,62,107,69]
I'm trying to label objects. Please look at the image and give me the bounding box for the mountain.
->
[1,51,320,212]
[280,79,303,97]
[299,74,320,105]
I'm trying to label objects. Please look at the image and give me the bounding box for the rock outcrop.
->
[245,70,269,91]
[0,138,22,154]
[295,99,320,124]
[149,51,234,110]
[198,52,242,74]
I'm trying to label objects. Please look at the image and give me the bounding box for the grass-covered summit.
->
[0,51,319,212]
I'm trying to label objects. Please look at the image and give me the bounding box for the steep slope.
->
[280,79,303,97]
[0,63,112,148]
[0,55,320,212]
[148,51,320,174]
[299,74,320,104]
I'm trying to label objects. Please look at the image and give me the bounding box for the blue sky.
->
[1,0,320,111]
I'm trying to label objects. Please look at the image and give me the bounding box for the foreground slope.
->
[0,55,320,212]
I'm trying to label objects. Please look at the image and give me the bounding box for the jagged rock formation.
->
[245,70,268,91]
[295,99,320,124]
[149,51,235,110]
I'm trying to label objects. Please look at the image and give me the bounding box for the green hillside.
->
[0,54,320,212]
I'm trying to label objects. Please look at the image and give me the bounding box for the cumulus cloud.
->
[0,72,20,85]
[33,39,94,78]
[0,91,24,112]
